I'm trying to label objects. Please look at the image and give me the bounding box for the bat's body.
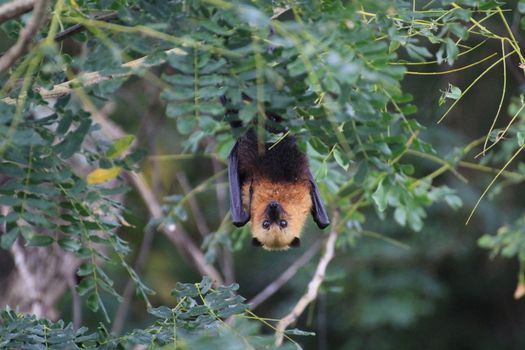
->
[229,130,330,250]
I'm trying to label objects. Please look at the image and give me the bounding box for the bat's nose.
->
[267,201,281,221]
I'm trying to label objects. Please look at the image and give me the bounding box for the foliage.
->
[0,278,293,349]
[0,93,152,321]
[480,215,525,261]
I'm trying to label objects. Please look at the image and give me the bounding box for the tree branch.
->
[248,238,322,310]
[54,12,118,41]
[1,47,186,105]
[0,0,50,72]
[126,166,224,286]
[0,0,35,25]
[175,172,211,239]
[274,212,339,346]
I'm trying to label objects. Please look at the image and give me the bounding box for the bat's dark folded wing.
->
[228,141,250,226]
[309,170,330,229]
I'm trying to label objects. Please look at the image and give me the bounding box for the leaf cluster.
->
[0,278,293,349]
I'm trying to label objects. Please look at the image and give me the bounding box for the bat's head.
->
[244,179,312,250]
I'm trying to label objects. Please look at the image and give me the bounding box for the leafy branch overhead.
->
[1,0,525,348]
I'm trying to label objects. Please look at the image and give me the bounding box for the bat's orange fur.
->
[243,178,312,250]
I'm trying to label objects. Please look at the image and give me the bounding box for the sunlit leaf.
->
[86,166,123,185]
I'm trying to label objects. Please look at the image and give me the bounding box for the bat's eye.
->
[279,220,288,228]
[262,220,271,229]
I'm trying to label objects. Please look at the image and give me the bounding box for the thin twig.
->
[274,213,339,346]
[54,12,118,41]
[0,0,50,72]
[0,0,35,25]
[248,238,322,310]
[220,246,235,285]
[126,166,224,285]
[175,172,211,238]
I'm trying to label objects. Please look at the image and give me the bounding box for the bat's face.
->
[243,179,312,250]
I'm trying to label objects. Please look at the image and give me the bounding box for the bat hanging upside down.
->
[228,130,330,250]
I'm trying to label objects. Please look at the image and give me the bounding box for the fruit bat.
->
[228,129,330,250]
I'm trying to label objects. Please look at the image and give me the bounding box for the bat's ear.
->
[229,141,250,227]
[252,237,263,247]
[309,170,330,229]
[289,237,301,248]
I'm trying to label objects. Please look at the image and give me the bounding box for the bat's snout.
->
[267,201,281,221]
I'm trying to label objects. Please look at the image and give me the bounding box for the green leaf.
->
[405,44,433,61]
[77,263,95,277]
[445,38,459,65]
[199,102,225,116]
[148,306,173,319]
[166,103,195,118]
[478,234,496,248]
[0,196,21,206]
[0,227,20,249]
[176,115,197,135]
[106,135,135,159]
[446,84,462,100]
[77,277,96,296]
[519,0,525,14]
[58,238,81,252]
[26,235,55,247]
[394,207,407,226]
[354,161,368,184]
[56,112,74,134]
[87,293,99,312]
[57,119,92,159]
[440,84,462,105]
[239,104,257,123]
[333,147,349,171]
[372,179,388,212]
[389,40,401,53]
[445,193,462,210]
